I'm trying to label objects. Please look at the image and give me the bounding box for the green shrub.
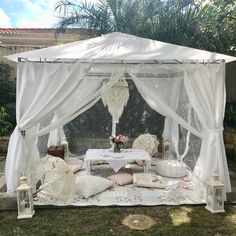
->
[224,102,236,127]
[0,62,16,135]
[0,107,13,135]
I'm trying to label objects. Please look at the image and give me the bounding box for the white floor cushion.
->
[133,173,166,188]
[75,175,113,198]
[107,173,133,186]
[156,159,186,178]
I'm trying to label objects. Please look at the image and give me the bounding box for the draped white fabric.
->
[5,61,105,195]
[184,63,231,192]
[6,32,236,63]
[129,64,231,193]
[162,77,182,153]
[129,70,202,139]
[5,59,231,197]
[47,113,65,147]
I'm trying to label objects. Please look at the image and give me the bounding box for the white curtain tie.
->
[15,126,25,137]
[206,126,224,135]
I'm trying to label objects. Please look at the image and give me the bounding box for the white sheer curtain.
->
[47,113,65,147]
[5,61,94,195]
[6,60,230,196]
[45,75,104,147]
[184,62,231,192]
[129,70,202,138]
[5,62,123,195]
[130,63,230,193]
[40,69,125,144]
[162,77,182,153]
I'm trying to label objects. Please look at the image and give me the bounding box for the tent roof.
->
[5,32,236,63]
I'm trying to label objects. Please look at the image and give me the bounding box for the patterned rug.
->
[34,164,206,206]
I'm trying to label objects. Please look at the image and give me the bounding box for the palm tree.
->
[55,0,143,35]
[54,0,236,55]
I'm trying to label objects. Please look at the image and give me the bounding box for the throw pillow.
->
[69,164,83,174]
[75,175,114,198]
[133,173,166,189]
[107,173,133,186]
[66,158,84,174]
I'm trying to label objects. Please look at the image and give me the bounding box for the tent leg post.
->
[112,122,116,137]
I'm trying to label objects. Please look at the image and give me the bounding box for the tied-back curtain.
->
[39,69,124,144]
[47,112,65,147]
[5,62,122,195]
[162,77,182,153]
[184,63,231,193]
[45,76,104,147]
[5,61,89,195]
[129,71,202,139]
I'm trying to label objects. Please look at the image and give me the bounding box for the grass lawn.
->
[0,205,236,236]
[1,157,236,235]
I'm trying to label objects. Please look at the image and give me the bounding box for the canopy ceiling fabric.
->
[5,32,234,198]
[5,32,236,63]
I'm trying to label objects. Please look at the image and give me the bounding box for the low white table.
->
[85,149,151,175]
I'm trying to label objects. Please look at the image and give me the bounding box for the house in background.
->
[0,28,95,65]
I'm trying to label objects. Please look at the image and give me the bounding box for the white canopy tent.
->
[5,32,236,198]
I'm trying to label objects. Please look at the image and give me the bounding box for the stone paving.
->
[0,156,7,200]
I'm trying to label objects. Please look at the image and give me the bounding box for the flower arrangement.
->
[109,135,127,153]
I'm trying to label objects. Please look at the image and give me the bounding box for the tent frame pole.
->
[17,57,225,65]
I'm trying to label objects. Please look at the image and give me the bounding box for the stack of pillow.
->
[74,171,170,199]
[74,172,133,199]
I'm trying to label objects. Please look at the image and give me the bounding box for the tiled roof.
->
[0,28,95,47]
[0,28,94,35]
[0,28,53,34]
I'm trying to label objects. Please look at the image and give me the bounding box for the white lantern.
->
[17,175,35,219]
[205,172,225,213]
[61,135,69,161]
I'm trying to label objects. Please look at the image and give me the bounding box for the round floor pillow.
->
[156,159,186,178]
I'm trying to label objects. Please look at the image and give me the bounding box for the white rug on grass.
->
[34,164,206,206]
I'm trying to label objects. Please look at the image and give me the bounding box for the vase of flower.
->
[114,143,121,153]
[110,135,127,153]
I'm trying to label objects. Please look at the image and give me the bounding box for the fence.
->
[226,61,236,102]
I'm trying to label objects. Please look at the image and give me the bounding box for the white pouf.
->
[156,159,186,178]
